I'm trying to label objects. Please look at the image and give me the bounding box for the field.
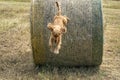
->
[0,0,120,80]
[0,0,30,2]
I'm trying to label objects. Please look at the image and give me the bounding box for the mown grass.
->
[103,0,120,9]
[0,1,30,33]
[0,0,30,2]
[0,0,120,80]
[103,0,120,52]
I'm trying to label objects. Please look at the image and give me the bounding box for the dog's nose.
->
[54,34,58,37]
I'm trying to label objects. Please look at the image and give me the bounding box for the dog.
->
[47,2,69,54]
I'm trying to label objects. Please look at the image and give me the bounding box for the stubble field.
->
[0,0,120,80]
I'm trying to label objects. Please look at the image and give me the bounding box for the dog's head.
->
[47,23,66,37]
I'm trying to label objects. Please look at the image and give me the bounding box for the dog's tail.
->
[56,2,61,15]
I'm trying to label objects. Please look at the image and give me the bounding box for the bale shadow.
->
[35,65,100,79]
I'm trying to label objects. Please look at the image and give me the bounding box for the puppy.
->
[47,2,69,54]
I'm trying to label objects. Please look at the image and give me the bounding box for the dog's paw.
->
[54,49,59,54]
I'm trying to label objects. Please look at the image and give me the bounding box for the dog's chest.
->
[54,19,63,27]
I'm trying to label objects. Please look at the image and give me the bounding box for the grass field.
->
[0,0,30,2]
[0,0,120,80]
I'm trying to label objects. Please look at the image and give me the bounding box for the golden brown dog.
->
[47,2,69,54]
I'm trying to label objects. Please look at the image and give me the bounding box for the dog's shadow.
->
[35,65,100,79]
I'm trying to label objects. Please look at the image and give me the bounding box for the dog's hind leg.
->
[49,34,54,52]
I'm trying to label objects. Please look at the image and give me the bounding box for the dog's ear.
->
[63,16,70,25]
[47,23,54,31]
[61,27,67,33]
[65,16,70,21]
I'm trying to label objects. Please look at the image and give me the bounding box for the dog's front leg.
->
[54,35,62,54]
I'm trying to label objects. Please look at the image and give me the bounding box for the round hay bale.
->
[30,0,103,66]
